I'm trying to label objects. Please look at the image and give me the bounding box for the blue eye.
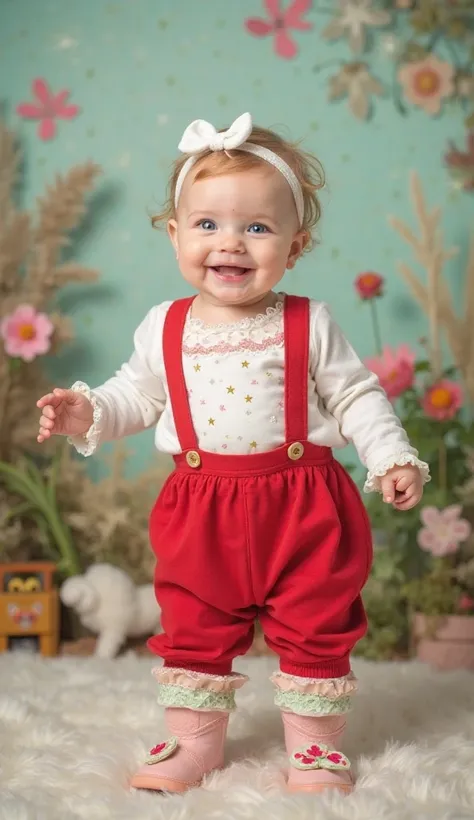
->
[248,223,268,234]
[198,219,217,231]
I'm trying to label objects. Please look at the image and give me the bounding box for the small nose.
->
[219,231,244,253]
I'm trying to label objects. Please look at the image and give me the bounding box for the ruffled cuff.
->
[152,667,249,711]
[67,380,104,457]
[271,671,357,716]
[364,452,431,494]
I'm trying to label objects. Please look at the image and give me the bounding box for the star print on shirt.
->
[194,363,201,372]
[226,386,235,394]
[241,360,249,368]
[250,441,257,449]
[208,418,215,426]
[245,395,253,403]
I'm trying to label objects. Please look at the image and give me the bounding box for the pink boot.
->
[130,707,229,792]
[271,670,357,795]
[130,667,248,793]
[282,712,353,794]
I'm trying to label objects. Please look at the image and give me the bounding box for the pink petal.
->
[440,505,462,523]
[265,0,281,17]
[16,103,44,119]
[245,18,274,36]
[33,78,52,106]
[38,118,56,141]
[284,0,312,30]
[17,344,39,362]
[3,337,24,356]
[52,89,70,110]
[13,304,37,322]
[27,337,51,357]
[417,529,436,552]
[435,538,458,557]
[56,104,80,120]
[275,29,297,59]
[34,313,54,337]
[451,521,471,540]
[396,344,417,365]
[420,506,440,528]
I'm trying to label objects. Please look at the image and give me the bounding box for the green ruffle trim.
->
[156,683,236,711]
[274,690,352,716]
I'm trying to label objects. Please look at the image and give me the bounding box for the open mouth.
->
[210,266,253,281]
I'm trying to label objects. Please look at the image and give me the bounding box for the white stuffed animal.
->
[60,563,161,658]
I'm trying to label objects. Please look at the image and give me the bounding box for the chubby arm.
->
[69,304,169,455]
[310,303,429,494]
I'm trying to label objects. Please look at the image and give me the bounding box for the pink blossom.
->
[17,78,80,141]
[245,0,312,60]
[422,380,463,421]
[354,271,384,300]
[417,505,471,557]
[0,304,54,361]
[364,345,416,400]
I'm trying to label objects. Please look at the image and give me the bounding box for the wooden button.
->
[287,442,304,461]
[186,450,201,468]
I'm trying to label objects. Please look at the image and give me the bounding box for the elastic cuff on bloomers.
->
[152,666,249,712]
[271,671,358,716]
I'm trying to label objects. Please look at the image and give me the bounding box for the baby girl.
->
[37,112,429,795]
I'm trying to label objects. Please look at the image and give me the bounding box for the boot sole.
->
[287,782,353,795]
[130,773,202,792]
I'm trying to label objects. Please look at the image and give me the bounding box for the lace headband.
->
[174,112,305,227]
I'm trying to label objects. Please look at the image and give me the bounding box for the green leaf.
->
[415,360,431,373]
[3,501,35,521]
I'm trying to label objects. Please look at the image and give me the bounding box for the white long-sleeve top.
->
[70,295,429,492]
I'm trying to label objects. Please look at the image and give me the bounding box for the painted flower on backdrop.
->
[322,0,392,54]
[16,78,80,141]
[328,62,384,120]
[244,0,312,60]
[417,505,471,557]
[365,345,416,401]
[422,380,463,421]
[0,305,54,362]
[445,133,474,192]
[397,55,455,115]
[354,271,384,299]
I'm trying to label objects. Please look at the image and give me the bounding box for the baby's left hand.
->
[380,464,424,511]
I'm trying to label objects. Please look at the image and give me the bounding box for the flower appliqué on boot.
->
[290,742,350,771]
[145,736,179,765]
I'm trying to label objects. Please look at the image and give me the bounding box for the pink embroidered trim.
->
[183,331,284,358]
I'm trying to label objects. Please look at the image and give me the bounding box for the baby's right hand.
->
[36,388,94,443]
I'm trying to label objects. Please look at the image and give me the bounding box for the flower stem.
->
[439,438,448,501]
[370,299,383,356]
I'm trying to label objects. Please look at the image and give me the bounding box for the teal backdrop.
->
[1,0,473,481]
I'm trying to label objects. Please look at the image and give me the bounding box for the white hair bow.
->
[178,112,253,155]
[174,111,305,227]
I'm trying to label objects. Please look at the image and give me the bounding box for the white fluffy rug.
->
[1,654,474,819]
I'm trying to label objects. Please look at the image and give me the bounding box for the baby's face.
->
[168,166,307,307]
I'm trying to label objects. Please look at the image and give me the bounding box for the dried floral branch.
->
[0,119,101,461]
[388,171,474,405]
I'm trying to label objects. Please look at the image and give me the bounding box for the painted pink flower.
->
[398,55,454,116]
[245,0,312,60]
[365,345,416,400]
[417,505,471,557]
[149,743,166,756]
[0,304,54,361]
[17,78,80,141]
[422,380,463,421]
